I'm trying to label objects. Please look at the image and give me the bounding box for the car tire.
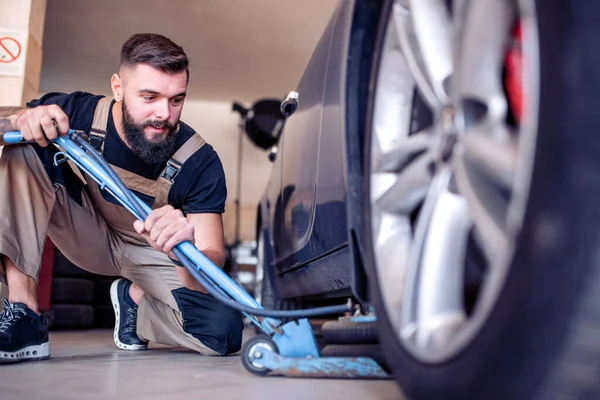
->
[93,304,115,328]
[321,320,378,345]
[48,304,95,330]
[51,278,94,304]
[362,0,600,399]
[93,277,116,306]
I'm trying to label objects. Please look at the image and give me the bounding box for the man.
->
[0,33,243,363]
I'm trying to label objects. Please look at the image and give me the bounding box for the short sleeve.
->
[26,91,103,133]
[169,144,227,214]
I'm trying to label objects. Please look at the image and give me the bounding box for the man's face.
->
[119,64,188,163]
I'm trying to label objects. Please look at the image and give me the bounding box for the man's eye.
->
[172,98,183,105]
[143,96,155,101]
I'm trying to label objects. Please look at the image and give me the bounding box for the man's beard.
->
[122,100,178,164]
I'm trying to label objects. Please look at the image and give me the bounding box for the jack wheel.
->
[241,336,278,376]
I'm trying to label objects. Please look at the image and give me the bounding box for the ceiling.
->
[39,0,339,103]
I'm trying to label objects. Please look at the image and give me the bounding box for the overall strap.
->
[153,132,207,209]
[89,97,111,154]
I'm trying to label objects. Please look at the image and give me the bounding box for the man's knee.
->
[172,287,243,356]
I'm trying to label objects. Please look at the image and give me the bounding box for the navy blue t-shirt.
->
[27,91,227,214]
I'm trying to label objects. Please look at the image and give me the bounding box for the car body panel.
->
[258,0,357,300]
[275,7,336,266]
[312,0,353,252]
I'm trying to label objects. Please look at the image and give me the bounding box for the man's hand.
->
[15,104,70,147]
[133,205,194,260]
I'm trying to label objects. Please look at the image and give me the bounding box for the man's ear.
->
[111,73,123,102]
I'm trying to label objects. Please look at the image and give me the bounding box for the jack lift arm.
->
[2,130,389,379]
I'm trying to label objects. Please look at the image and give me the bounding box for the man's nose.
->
[154,99,171,120]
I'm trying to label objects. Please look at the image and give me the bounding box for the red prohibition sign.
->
[0,37,22,63]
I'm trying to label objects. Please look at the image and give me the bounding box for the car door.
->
[275,1,349,274]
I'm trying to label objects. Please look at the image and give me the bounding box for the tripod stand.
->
[229,99,285,281]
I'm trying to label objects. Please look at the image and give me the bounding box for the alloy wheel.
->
[369,0,539,363]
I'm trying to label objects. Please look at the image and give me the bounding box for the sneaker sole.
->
[0,342,50,364]
[110,279,147,351]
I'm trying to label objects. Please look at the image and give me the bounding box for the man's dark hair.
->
[120,33,189,80]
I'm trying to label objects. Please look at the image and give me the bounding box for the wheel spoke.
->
[371,212,412,331]
[461,123,518,189]
[373,130,432,174]
[372,3,416,160]
[401,169,452,337]
[455,0,516,122]
[374,151,434,215]
[408,0,453,103]
[452,150,509,262]
[415,191,470,349]
[392,2,440,108]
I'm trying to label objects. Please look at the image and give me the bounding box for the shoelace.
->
[124,306,138,334]
[0,299,27,334]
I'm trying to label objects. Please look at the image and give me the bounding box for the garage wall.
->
[180,99,273,244]
[29,0,339,246]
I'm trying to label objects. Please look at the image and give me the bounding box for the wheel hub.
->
[248,342,275,368]
[437,105,458,163]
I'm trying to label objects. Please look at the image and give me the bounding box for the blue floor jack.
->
[2,129,390,379]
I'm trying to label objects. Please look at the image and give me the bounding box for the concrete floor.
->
[0,330,404,400]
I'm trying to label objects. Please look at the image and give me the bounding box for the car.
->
[255,0,600,398]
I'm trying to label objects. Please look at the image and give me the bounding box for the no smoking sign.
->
[0,37,22,63]
[0,31,26,77]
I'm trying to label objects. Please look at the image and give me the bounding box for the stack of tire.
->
[319,318,382,362]
[47,249,116,330]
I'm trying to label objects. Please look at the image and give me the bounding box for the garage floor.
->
[0,330,404,399]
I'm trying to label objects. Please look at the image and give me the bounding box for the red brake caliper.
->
[504,22,523,124]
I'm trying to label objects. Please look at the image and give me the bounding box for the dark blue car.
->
[255,0,600,399]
